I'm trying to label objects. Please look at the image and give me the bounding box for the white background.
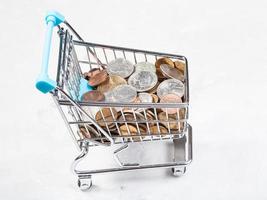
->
[1,0,267,199]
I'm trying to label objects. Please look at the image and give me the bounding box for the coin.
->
[150,94,159,103]
[174,60,185,73]
[97,75,127,93]
[134,62,156,73]
[79,125,99,139]
[119,110,145,121]
[158,112,184,130]
[155,57,175,79]
[138,93,153,103]
[160,64,184,81]
[88,70,108,86]
[157,79,185,98]
[82,90,105,102]
[147,81,159,94]
[105,85,137,103]
[87,68,101,78]
[155,57,175,69]
[107,58,134,78]
[149,125,168,135]
[119,124,147,142]
[95,108,118,127]
[160,94,182,114]
[128,71,158,92]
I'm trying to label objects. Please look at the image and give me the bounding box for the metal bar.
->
[73,40,185,59]
[58,100,189,108]
[51,94,80,150]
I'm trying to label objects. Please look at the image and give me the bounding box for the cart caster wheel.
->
[172,167,186,177]
[78,178,92,191]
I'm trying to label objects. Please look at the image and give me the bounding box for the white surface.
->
[0,0,267,199]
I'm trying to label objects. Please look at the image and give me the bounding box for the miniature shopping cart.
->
[36,11,192,191]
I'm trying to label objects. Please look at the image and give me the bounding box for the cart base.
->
[73,124,192,191]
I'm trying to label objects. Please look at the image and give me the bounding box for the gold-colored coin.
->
[97,75,127,93]
[174,60,185,73]
[95,108,118,127]
[149,125,168,135]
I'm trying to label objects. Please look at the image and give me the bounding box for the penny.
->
[82,90,105,102]
[128,71,158,92]
[174,60,185,73]
[88,70,108,86]
[119,124,147,142]
[158,112,184,130]
[134,62,156,73]
[155,57,175,69]
[87,68,101,78]
[140,110,156,126]
[160,64,184,81]
[97,75,127,93]
[79,125,99,139]
[150,94,159,103]
[155,57,175,79]
[95,108,118,127]
[119,110,145,122]
[107,58,134,78]
[149,125,168,135]
[105,85,137,103]
[157,79,185,98]
[160,94,182,114]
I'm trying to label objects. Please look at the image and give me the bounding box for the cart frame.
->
[36,11,193,191]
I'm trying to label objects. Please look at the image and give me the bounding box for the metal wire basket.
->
[36,11,192,191]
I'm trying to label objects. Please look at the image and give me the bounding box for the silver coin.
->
[157,79,185,98]
[107,58,134,78]
[134,62,156,73]
[128,71,158,92]
[138,93,153,103]
[105,85,137,103]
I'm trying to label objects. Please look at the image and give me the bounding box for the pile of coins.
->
[79,57,186,142]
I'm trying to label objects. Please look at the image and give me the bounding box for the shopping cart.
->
[36,11,192,191]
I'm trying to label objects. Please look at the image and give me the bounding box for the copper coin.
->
[97,75,127,93]
[160,64,184,81]
[150,94,159,103]
[174,60,185,73]
[79,125,99,139]
[158,112,184,130]
[95,108,118,127]
[82,90,105,102]
[149,125,168,135]
[155,57,175,69]
[89,68,101,77]
[160,94,182,114]
[88,70,108,86]
[119,124,147,142]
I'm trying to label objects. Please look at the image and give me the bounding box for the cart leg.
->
[171,125,192,176]
[72,141,92,191]
[78,175,92,191]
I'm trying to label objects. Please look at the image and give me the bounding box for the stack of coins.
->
[80,57,186,142]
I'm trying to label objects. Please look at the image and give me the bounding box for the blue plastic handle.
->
[36,11,65,93]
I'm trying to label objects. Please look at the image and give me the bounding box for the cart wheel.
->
[172,167,186,177]
[78,177,92,191]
